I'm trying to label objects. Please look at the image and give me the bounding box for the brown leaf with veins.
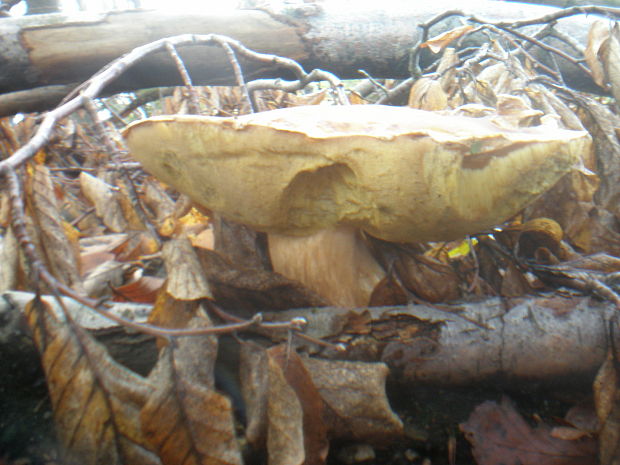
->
[141,313,242,465]
[80,171,129,233]
[29,165,84,292]
[304,357,403,442]
[609,30,620,103]
[269,345,330,465]
[141,178,176,224]
[116,177,150,231]
[266,347,306,465]
[162,236,213,300]
[241,342,327,465]
[24,296,160,465]
[241,343,402,464]
[585,20,610,88]
[461,398,597,465]
[594,351,620,465]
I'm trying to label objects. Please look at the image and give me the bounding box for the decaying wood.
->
[0,83,77,115]
[0,0,603,114]
[0,290,615,388]
[265,295,616,387]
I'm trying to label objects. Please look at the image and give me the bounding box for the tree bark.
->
[0,0,601,114]
[0,291,614,388]
[264,295,615,388]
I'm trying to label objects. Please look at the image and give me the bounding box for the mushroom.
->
[123,104,590,307]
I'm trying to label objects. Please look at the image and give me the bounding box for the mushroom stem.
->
[267,226,386,308]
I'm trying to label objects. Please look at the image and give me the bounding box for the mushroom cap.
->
[123,105,590,243]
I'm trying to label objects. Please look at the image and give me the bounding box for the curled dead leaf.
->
[421,25,474,54]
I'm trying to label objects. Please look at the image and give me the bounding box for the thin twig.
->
[471,5,620,29]
[409,9,466,78]
[219,41,255,113]
[165,41,201,114]
[357,70,389,97]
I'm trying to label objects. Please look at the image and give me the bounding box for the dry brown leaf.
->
[421,25,474,54]
[436,48,459,93]
[583,113,620,248]
[494,95,543,129]
[408,78,448,111]
[0,117,20,156]
[83,259,127,298]
[112,275,164,303]
[213,216,269,271]
[196,248,326,316]
[80,171,129,233]
[347,91,369,105]
[304,357,403,443]
[500,262,532,298]
[266,348,306,465]
[269,346,330,465]
[112,230,159,262]
[241,344,330,465]
[141,313,242,465]
[0,191,10,226]
[161,236,212,300]
[254,88,327,112]
[191,227,215,250]
[586,20,611,88]
[239,342,270,448]
[79,233,129,274]
[461,398,597,465]
[524,166,600,254]
[116,178,149,231]
[398,253,460,303]
[30,165,84,292]
[24,296,159,465]
[192,86,252,116]
[147,287,201,342]
[605,24,620,111]
[368,274,408,307]
[162,205,211,239]
[550,426,591,442]
[371,240,460,303]
[593,351,620,465]
[565,403,599,434]
[142,179,176,224]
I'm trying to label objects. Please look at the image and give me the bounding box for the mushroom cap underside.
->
[123,104,590,243]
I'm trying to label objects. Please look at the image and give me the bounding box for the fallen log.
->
[0,0,603,114]
[0,291,614,387]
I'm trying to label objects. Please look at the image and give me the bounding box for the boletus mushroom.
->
[123,104,590,307]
